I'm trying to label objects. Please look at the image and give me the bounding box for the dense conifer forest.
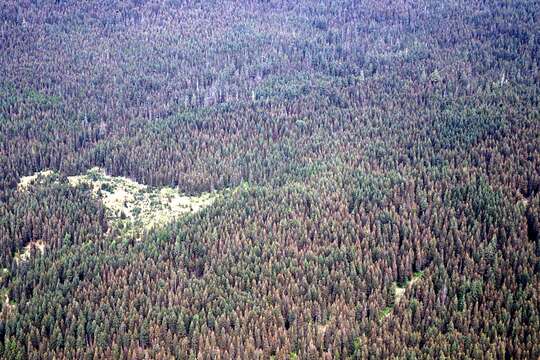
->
[1,0,539,358]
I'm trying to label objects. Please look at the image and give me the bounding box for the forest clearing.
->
[19,168,222,239]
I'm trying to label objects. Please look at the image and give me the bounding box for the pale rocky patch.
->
[18,167,222,240]
[394,272,423,304]
[0,285,15,315]
[17,170,55,190]
[381,272,424,320]
[2,293,14,314]
[67,167,219,236]
[317,324,328,336]
[14,240,45,265]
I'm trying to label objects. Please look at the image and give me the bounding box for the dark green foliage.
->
[449,177,505,225]
[434,106,507,150]
[348,171,404,212]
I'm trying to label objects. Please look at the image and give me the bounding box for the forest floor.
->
[394,271,423,304]
[14,240,45,265]
[380,271,424,320]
